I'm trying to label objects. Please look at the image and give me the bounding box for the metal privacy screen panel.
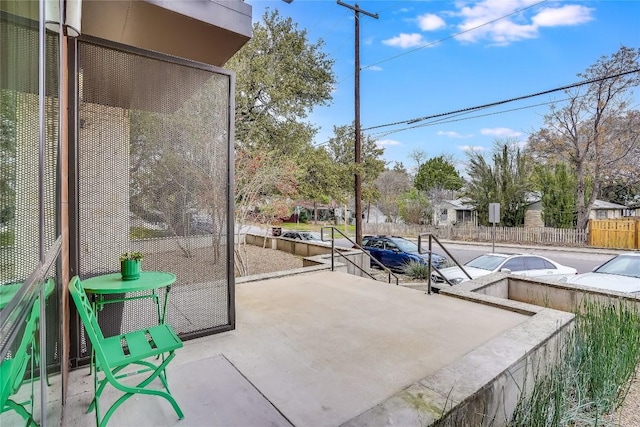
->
[76,39,233,358]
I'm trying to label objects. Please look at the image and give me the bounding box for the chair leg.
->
[4,399,39,427]
[90,353,184,426]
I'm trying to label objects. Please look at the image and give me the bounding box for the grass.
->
[277,222,356,235]
[130,226,171,239]
[510,298,640,426]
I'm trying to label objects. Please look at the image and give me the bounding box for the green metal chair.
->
[0,296,40,426]
[69,276,184,427]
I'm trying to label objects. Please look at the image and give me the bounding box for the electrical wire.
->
[363,69,640,131]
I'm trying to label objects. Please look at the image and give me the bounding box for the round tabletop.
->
[82,271,176,294]
[0,282,23,310]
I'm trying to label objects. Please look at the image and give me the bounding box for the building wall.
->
[78,103,130,274]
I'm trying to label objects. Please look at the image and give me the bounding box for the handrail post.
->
[427,234,432,295]
[331,227,335,271]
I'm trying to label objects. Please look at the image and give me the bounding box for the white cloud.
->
[418,13,446,31]
[366,65,383,72]
[533,5,594,27]
[437,130,473,139]
[377,139,401,148]
[480,127,522,137]
[459,145,485,152]
[382,33,424,48]
[452,0,594,45]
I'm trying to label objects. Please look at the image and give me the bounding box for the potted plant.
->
[120,251,143,280]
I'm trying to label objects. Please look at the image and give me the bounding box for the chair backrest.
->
[68,276,106,363]
[1,296,39,408]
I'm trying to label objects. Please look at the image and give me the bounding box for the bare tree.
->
[528,46,640,229]
[234,149,298,276]
[375,170,411,223]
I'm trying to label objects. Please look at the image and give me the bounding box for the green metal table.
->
[0,282,22,310]
[82,271,176,326]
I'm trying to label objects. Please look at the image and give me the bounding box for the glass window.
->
[524,256,547,270]
[596,210,608,219]
[502,258,526,272]
[465,255,506,271]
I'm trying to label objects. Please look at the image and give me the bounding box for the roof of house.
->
[526,192,626,210]
[591,199,628,210]
[443,198,475,210]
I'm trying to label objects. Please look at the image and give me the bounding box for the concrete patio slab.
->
[63,270,532,426]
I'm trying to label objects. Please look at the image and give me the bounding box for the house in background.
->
[525,196,628,227]
[589,199,629,219]
[434,198,477,226]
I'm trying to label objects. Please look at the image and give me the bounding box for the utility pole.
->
[336,0,378,246]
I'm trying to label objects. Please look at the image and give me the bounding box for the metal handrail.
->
[418,233,472,294]
[320,227,399,286]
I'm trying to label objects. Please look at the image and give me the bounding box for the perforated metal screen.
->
[0,13,61,362]
[76,40,233,350]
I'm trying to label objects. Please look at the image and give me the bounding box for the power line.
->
[363,69,640,131]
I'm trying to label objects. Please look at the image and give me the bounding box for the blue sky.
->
[247,0,640,171]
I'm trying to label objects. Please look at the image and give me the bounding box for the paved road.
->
[431,241,623,274]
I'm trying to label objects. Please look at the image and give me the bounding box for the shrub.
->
[401,260,432,280]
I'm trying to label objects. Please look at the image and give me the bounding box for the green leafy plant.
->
[119,251,144,262]
[401,260,432,280]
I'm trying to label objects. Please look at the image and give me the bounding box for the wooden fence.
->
[589,219,640,250]
[363,223,589,247]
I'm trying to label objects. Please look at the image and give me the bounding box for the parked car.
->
[431,253,577,285]
[560,252,640,295]
[361,235,447,271]
[280,230,328,246]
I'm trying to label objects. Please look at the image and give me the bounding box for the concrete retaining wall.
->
[243,233,371,278]
[345,273,574,426]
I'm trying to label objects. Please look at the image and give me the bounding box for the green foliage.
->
[129,226,170,240]
[119,251,144,262]
[527,46,640,230]
[227,9,335,156]
[297,145,345,205]
[0,230,14,246]
[510,299,640,426]
[1,90,17,227]
[401,260,431,280]
[414,156,464,193]
[398,188,430,225]
[533,163,577,228]
[464,141,530,226]
[326,123,386,204]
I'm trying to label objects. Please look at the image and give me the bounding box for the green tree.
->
[414,155,464,193]
[0,90,16,225]
[464,141,530,226]
[532,163,577,228]
[326,124,386,206]
[296,145,344,222]
[398,188,430,225]
[527,46,640,230]
[227,9,335,157]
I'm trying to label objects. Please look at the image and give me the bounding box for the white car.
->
[560,252,640,295]
[431,252,578,285]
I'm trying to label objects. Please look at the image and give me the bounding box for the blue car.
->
[361,235,447,271]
